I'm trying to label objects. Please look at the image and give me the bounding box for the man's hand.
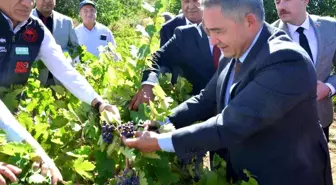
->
[129,85,154,111]
[121,131,161,153]
[317,81,331,100]
[32,160,63,185]
[0,162,21,185]
[142,120,160,131]
[92,98,121,120]
[101,104,121,121]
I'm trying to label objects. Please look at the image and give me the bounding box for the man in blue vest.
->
[0,1,120,116]
[0,0,120,184]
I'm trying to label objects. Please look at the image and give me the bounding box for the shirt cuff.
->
[157,132,175,152]
[325,83,335,96]
[141,81,157,86]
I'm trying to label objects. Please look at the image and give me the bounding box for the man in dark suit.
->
[128,24,221,110]
[159,0,202,47]
[159,0,203,83]
[123,0,332,184]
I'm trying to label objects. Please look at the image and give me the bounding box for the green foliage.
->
[95,0,144,26]
[54,0,81,20]
[162,0,181,15]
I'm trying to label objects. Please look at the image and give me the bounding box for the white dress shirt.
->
[75,22,116,57]
[0,14,101,141]
[286,14,335,95]
[286,15,318,64]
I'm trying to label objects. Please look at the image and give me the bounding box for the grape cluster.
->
[101,121,115,144]
[118,122,135,138]
[116,169,139,185]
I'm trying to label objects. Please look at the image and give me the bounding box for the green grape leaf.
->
[141,152,160,159]
[16,112,33,131]
[50,85,66,99]
[73,158,95,180]
[139,170,148,185]
[51,137,64,145]
[66,145,91,158]
[119,147,136,160]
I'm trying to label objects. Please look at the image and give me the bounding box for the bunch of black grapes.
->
[101,121,136,144]
[116,169,139,185]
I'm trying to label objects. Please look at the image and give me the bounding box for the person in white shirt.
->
[0,0,120,184]
[272,0,336,142]
[75,0,117,58]
[0,100,60,185]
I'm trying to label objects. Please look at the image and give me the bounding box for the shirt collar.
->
[83,22,98,31]
[1,12,28,32]
[185,17,196,25]
[36,9,53,19]
[286,13,310,35]
[238,26,263,63]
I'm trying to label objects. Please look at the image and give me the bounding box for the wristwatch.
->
[94,101,102,112]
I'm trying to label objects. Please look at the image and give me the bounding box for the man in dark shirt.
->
[35,8,53,32]
[33,0,79,86]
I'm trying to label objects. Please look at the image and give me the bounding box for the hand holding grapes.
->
[121,131,161,153]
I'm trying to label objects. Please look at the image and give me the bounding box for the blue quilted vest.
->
[0,12,44,87]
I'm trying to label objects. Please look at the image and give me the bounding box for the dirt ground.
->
[328,121,336,183]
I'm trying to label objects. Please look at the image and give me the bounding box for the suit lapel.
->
[309,15,323,74]
[233,24,270,84]
[178,14,186,26]
[52,10,57,34]
[278,20,290,35]
[196,25,212,64]
[217,59,235,108]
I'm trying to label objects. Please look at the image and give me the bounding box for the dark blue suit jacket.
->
[159,14,186,47]
[142,24,217,95]
[169,23,332,185]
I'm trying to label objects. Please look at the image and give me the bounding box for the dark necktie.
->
[296,27,313,62]
[213,45,221,69]
[233,58,241,81]
[42,17,47,24]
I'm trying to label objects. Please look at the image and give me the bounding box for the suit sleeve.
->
[68,19,80,50]
[141,28,185,85]
[325,20,336,93]
[159,26,170,47]
[171,54,316,157]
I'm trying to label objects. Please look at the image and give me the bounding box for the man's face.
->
[0,0,34,22]
[203,6,252,59]
[36,0,56,14]
[275,0,308,24]
[80,5,96,24]
[181,0,202,23]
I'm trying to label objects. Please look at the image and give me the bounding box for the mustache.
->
[279,9,291,16]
